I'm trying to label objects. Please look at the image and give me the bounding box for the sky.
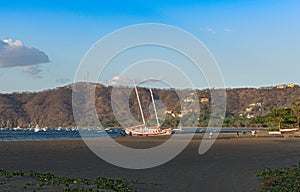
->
[0,0,299,92]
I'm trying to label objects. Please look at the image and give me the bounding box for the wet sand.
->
[0,135,300,192]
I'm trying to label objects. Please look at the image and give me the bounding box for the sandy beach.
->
[1,134,300,192]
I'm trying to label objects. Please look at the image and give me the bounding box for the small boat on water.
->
[12,126,21,131]
[173,126,182,131]
[280,128,299,133]
[172,126,184,134]
[34,124,40,133]
[125,81,172,137]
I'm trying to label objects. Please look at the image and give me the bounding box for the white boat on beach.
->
[269,128,299,135]
[125,81,172,137]
[268,131,282,135]
[280,128,299,133]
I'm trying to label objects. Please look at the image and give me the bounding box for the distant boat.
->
[125,81,172,137]
[173,126,183,131]
[34,124,40,133]
[280,128,299,133]
[268,131,281,135]
[12,126,21,131]
[172,126,183,134]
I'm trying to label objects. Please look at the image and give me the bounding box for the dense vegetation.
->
[223,99,300,129]
[257,163,300,192]
[0,83,299,128]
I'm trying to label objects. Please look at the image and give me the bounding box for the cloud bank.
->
[0,39,50,68]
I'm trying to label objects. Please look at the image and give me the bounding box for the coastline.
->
[1,127,300,141]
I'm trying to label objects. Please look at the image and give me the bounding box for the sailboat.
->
[125,82,172,136]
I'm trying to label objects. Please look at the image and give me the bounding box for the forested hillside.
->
[0,83,299,128]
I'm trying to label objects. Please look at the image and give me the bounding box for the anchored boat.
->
[125,81,172,136]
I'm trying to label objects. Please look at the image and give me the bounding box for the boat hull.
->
[268,131,281,135]
[280,128,299,133]
[131,131,172,137]
[125,128,172,136]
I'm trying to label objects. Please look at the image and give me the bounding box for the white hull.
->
[126,127,172,136]
[268,131,281,135]
[280,128,299,133]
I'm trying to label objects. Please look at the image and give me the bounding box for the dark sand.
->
[1,135,300,192]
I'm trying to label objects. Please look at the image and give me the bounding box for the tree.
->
[291,99,300,128]
[266,108,296,129]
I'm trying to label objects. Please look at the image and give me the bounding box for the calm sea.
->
[0,128,123,141]
[0,128,252,141]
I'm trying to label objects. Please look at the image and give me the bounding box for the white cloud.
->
[3,39,23,46]
[107,75,131,86]
[111,75,120,83]
[56,77,71,84]
[200,27,216,34]
[0,38,50,68]
[99,75,139,86]
[22,65,43,78]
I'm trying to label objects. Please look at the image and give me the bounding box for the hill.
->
[0,83,299,128]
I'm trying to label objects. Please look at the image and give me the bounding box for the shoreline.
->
[1,129,299,142]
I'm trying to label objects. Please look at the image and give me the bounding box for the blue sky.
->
[0,0,299,92]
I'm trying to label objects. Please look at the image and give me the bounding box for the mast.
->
[133,80,146,126]
[150,88,160,127]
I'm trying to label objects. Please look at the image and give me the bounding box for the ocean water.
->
[0,128,252,141]
[0,128,123,141]
[174,128,252,134]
